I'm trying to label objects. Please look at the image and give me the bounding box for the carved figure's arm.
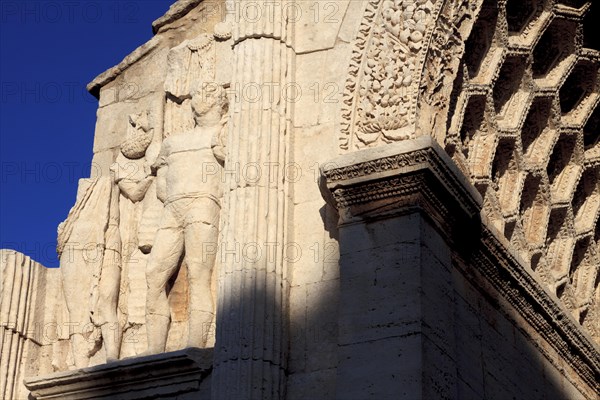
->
[151,146,168,203]
[212,120,227,164]
[155,167,168,203]
[111,160,153,203]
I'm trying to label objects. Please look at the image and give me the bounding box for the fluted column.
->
[0,250,51,400]
[212,1,293,398]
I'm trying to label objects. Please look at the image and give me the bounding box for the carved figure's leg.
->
[60,248,97,369]
[185,200,220,348]
[145,206,184,354]
[97,246,121,362]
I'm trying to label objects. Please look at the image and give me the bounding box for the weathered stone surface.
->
[321,136,600,399]
[417,0,600,339]
[93,94,164,154]
[145,83,226,354]
[294,0,350,54]
[2,0,600,398]
[152,0,205,34]
[90,147,119,180]
[0,250,62,400]
[212,9,292,396]
[24,348,212,400]
[286,368,336,400]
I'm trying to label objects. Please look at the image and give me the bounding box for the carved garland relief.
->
[340,0,439,150]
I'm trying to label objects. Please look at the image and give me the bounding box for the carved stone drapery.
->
[164,34,217,137]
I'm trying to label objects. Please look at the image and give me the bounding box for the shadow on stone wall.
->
[21,211,592,399]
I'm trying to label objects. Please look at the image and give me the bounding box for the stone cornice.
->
[320,135,482,229]
[152,0,204,34]
[470,225,600,396]
[319,135,600,396]
[24,348,212,400]
[87,0,205,98]
[86,38,161,98]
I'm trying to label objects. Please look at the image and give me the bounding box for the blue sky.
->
[1,0,173,267]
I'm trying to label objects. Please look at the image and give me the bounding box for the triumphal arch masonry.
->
[1,0,599,398]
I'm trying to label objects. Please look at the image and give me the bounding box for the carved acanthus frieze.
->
[340,0,439,150]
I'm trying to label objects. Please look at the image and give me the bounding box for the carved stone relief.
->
[164,34,217,137]
[145,83,227,354]
[111,110,161,358]
[56,175,121,368]
[53,29,228,366]
[340,0,439,150]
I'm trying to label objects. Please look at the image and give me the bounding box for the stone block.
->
[290,200,329,287]
[294,53,326,128]
[338,213,421,256]
[92,93,163,153]
[294,0,349,54]
[336,335,423,400]
[337,0,368,43]
[288,285,308,373]
[422,335,458,400]
[293,124,337,203]
[457,378,484,400]
[305,280,338,372]
[286,368,336,400]
[90,147,119,180]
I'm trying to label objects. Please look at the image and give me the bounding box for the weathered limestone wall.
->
[3,0,598,398]
[333,212,595,399]
[0,250,64,400]
[284,1,368,396]
[320,137,599,399]
[452,256,592,399]
[27,0,365,394]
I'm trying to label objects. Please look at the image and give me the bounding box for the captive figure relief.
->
[56,171,122,369]
[145,84,228,353]
[56,110,157,369]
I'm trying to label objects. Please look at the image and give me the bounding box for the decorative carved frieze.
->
[341,0,600,340]
[322,136,482,231]
[340,0,441,150]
